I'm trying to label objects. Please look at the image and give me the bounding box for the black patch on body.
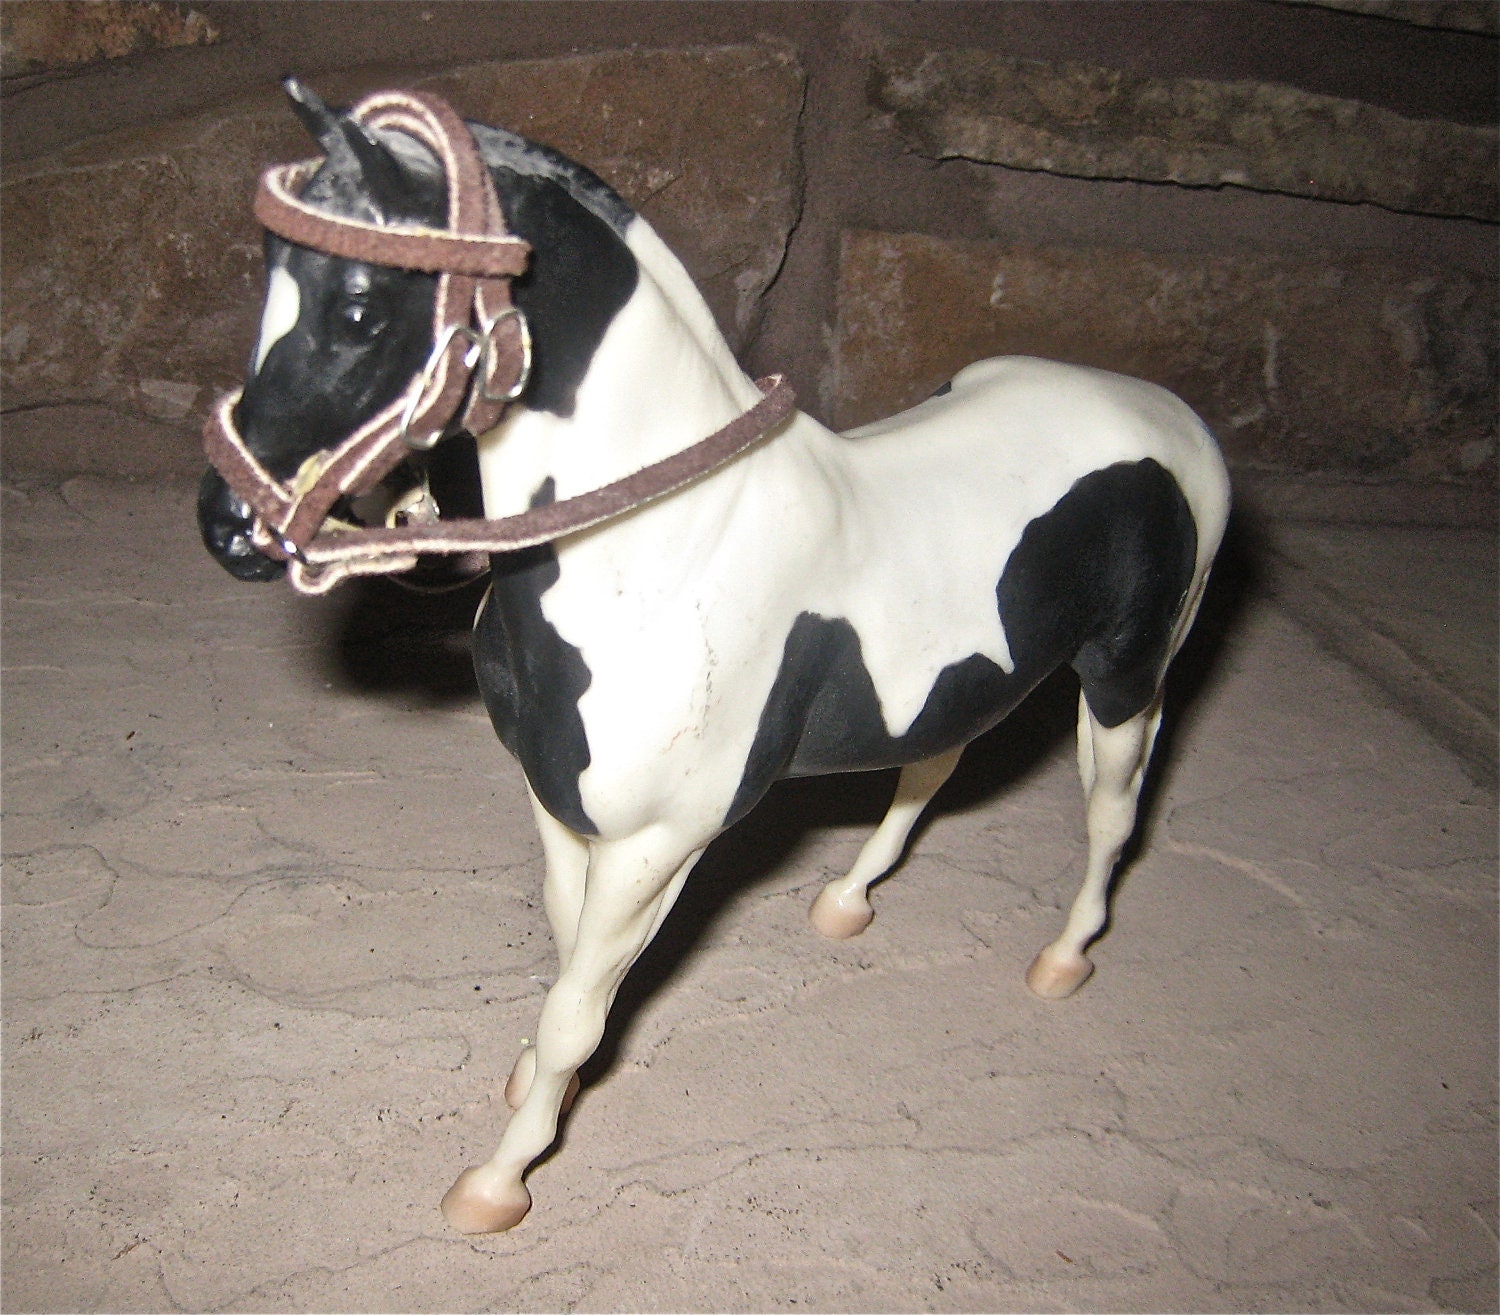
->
[471,480,597,836]
[931,379,953,397]
[724,459,1197,827]
[998,458,1198,727]
[461,137,637,831]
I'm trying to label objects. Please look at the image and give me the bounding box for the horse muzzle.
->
[197,469,286,582]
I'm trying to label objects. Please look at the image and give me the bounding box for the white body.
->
[438,214,1231,1232]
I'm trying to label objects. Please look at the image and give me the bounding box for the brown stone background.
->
[2,0,1496,517]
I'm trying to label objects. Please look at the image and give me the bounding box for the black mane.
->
[469,123,635,237]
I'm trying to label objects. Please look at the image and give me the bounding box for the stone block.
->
[0,45,803,472]
[419,43,804,345]
[869,41,1498,221]
[829,230,1497,483]
[0,1,217,78]
[1274,0,1500,34]
[2,106,300,434]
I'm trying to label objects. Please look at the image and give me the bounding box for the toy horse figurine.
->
[200,82,1230,1233]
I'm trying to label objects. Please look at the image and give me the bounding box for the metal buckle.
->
[400,323,482,450]
[399,309,533,450]
[476,306,532,404]
[249,518,308,566]
[384,472,441,528]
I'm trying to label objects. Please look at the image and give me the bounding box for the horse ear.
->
[336,119,414,220]
[281,76,414,221]
[282,77,345,154]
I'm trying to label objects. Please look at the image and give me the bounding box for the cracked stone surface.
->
[868,39,1499,221]
[3,470,1495,1312]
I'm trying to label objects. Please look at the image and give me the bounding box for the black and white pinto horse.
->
[200,83,1230,1233]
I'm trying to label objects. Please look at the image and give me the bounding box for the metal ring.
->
[249,518,308,565]
[400,323,482,450]
[477,307,533,403]
[276,534,310,566]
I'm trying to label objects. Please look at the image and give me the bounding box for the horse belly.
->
[762,614,1043,771]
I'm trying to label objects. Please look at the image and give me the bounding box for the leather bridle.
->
[203,88,795,595]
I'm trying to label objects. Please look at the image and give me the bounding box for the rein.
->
[203,88,795,595]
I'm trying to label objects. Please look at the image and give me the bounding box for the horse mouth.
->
[197,470,285,582]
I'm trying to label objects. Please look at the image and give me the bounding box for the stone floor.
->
[2,471,1495,1314]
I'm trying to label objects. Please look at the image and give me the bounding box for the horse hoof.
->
[504,1047,581,1113]
[440,1168,532,1234]
[809,885,874,939]
[1025,945,1094,1000]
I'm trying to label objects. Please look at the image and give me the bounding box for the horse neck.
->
[474,217,767,520]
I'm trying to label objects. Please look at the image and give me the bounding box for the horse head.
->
[199,79,454,580]
[199,80,653,587]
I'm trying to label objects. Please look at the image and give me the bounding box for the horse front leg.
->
[441,831,705,1233]
[504,787,589,1111]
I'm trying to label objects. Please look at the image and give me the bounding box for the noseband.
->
[204,88,794,595]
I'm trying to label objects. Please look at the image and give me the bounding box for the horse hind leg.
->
[1026,689,1163,1000]
[810,746,964,939]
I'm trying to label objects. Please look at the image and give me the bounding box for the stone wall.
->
[0,1,219,77]
[833,233,1495,479]
[868,39,1496,219]
[2,1,1495,517]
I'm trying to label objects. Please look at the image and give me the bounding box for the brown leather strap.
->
[280,375,796,594]
[255,162,529,277]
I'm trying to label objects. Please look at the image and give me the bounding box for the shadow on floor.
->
[317,570,490,703]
